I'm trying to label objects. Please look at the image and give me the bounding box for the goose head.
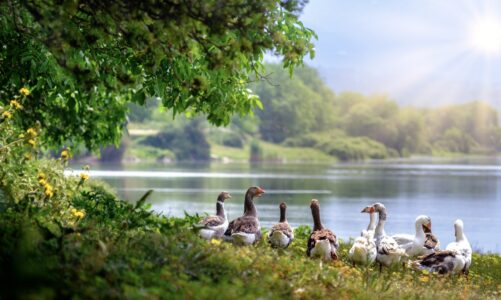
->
[218,191,232,202]
[247,186,265,199]
[372,202,387,220]
[416,215,432,228]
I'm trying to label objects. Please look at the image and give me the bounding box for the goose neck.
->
[216,201,225,218]
[367,212,376,231]
[279,205,287,223]
[311,204,323,231]
[243,191,257,217]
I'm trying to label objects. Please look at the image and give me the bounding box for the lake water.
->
[79,158,501,253]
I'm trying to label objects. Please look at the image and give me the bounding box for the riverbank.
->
[1,180,500,299]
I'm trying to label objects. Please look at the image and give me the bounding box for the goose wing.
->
[200,215,225,228]
[269,222,293,238]
[307,229,338,259]
[424,232,440,250]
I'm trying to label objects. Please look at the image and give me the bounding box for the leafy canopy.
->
[0,0,315,150]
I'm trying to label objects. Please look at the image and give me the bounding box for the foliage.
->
[319,136,389,161]
[250,140,264,162]
[141,119,211,161]
[250,64,334,143]
[250,69,501,158]
[0,0,316,150]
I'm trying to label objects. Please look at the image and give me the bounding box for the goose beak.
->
[361,206,374,213]
[256,187,265,197]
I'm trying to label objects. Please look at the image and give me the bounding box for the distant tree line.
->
[129,63,501,161]
[250,64,501,160]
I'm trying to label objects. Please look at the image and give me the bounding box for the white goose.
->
[373,203,407,269]
[413,219,472,275]
[349,205,377,265]
[268,202,294,248]
[198,192,231,240]
[392,215,436,257]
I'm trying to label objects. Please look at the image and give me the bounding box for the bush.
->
[250,140,263,162]
[210,130,244,148]
[141,120,210,161]
[319,136,389,160]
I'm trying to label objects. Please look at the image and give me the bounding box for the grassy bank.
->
[1,181,500,299]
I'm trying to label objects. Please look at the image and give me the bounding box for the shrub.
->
[319,136,389,160]
[141,120,210,161]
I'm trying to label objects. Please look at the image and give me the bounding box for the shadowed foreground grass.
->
[1,184,500,299]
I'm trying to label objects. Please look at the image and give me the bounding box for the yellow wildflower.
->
[28,139,36,147]
[18,133,25,139]
[2,111,12,119]
[210,239,221,246]
[71,208,86,219]
[61,149,70,160]
[79,173,89,181]
[39,178,47,186]
[20,87,30,96]
[38,172,46,180]
[75,210,85,218]
[44,184,54,198]
[10,100,22,110]
[26,128,37,137]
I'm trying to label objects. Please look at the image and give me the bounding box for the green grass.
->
[1,179,500,299]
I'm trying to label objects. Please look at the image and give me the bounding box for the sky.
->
[299,0,501,110]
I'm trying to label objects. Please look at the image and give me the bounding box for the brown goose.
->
[223,186,265,245]
[198,191,231,240]
[423,222,441,251]
[307,199,339,261]
[268,202,294,248]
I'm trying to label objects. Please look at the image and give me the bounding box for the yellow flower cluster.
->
[2,111,12,119]
[27,128,37,138]
[28,139,36,147]
[70,208,86,219]
[38,173,54,198]
[10,100,22,110]
[20,87,30,96]
[61,149,70,160]
[79,172,90,181]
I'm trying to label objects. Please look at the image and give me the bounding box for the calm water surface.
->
[79,158,501,253]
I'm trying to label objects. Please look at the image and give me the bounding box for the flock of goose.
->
[196,186,472,275]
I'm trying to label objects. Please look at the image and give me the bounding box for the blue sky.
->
[299,0,501,109]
